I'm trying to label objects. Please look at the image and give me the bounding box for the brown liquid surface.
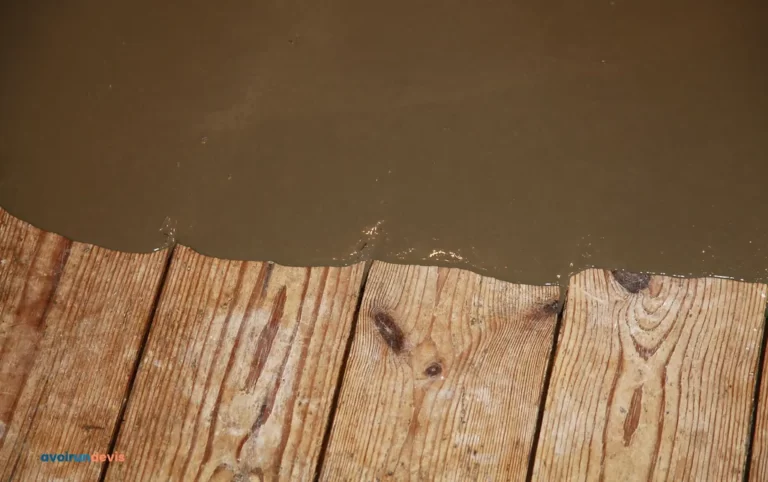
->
[1,0,767,285]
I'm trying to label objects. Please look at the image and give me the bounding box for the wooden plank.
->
[750,318,768,481]
[0,209,71,446]
[533,269,767,482]
[0,208,169,481]
[320,261,560,481]
[105,246,365,481]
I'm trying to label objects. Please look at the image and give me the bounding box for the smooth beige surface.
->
[0,208,168,481]
[321,261,559,481]
[106,246,364,481]
[533,269,767,481]
[2,0,768,285]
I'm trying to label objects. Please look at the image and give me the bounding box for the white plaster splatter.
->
[428,250,465,261]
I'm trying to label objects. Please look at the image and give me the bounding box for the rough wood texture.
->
[321,261,560,481]
[533,269,767,482]
[750,327,768,481]
[106,246,365,482]
[0,208,169,481]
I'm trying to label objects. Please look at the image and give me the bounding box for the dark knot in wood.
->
[372,309,405,354]
[612,270,651,294]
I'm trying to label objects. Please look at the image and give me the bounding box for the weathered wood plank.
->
[749,317,768,481]
[0,209,71,444]
[533,269,767,482]
[105,246,365,481]
[0,208,169,481]
[320,261,560,481]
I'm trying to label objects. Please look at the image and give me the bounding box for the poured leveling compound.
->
[1,0,766,284]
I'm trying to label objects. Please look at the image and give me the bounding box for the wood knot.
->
[612,270,651,294]
[372,309,405,354]
[540,298,561,316]
[526,298,561,328]
[424,362,443,378]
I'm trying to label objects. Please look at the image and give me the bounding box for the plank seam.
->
[313,259,373,482]
[525,290,567,482]
[743,304,768,482]
[97,246,176,482]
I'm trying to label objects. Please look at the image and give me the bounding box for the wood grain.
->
[320,261,560,481]
[105,246,365,481]
[533,269,767,482]
[750,316,768,481]
[0,208,169,481]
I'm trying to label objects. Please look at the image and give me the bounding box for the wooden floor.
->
[1,207,767,481]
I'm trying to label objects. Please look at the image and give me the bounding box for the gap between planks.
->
[98,246,176,482]
[524,294,567,482]
[744,304,768,482]
[313,259,374,481]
